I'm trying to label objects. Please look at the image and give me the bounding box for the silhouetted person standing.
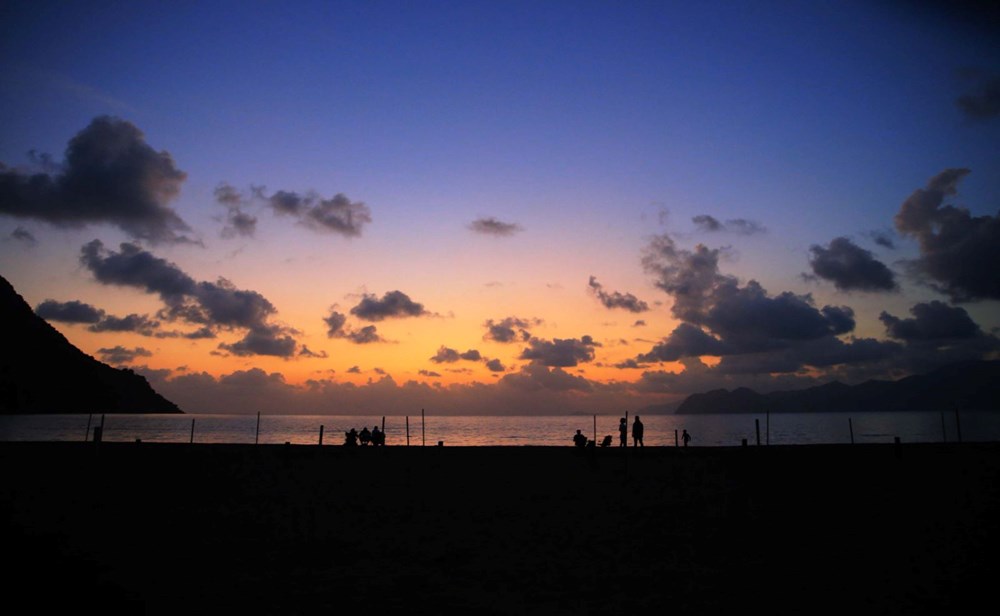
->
[359,426,371,446]
[371,425,383,446]
[682,429,691,447]
[619,417,627,447]
[573,429,587,448]
[632,415,644,447]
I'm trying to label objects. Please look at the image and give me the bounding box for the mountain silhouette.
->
[0,274,181,414]
[675,360,1000,414]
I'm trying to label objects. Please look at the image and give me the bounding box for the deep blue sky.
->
[1,1,998,413]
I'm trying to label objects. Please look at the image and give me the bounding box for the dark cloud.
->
[80,240,197,305]
[633,320,646,327]
[485,358,505,372]
[345,325,384,344]
[90,313,160,336]
[519,335,600,367]
[0,116,191,243]
[704,284,856,349]
[637,323,732,363]
[894,168,1000,301]
[182,326,217,340]
[430,346,461,363]
[350,290,428,321]
[218,326,298,357]
[588,276,650,312]
[643,234,856,351]
[713,336,901,374]
[638,232,887,376]
[483,316,540,343]
[499,364,593,392]
[79,240,299,356]
[11,227,37,245]
[880,301,984,341]
[430,346,483,363]
[215,183,257,239]
[872,301,1000,373]
[614,359,642,369]
[692,215,766,235]
[347,365,362,374]
[468,217,522,236]
[298,346,328,359]
[96,345,152,364]
[419,369,442,377]
[956,74,1000,121]
[642,234,730,323]
[869,230,896,249]
[35,299,105,323]
[808,237,898,292]
[323,308,387,344]
[323,310,348,338]
[259,188,371,237]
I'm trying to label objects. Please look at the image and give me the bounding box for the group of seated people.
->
[573,430,614,448]
[344,425,385,446]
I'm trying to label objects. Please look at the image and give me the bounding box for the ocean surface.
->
[2,411,999,447]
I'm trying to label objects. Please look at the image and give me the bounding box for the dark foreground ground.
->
[2,441,999,615]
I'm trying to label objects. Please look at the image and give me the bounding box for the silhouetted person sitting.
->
[619,417,627,447]
[573,429,587,448]
[632,415,644,447]
[344,428,359,446]
[359,426,371,446]
[682,429,691,447]
[371,426,384,446]
[600,435,613,447]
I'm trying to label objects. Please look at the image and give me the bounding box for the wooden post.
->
[849,417,854,444]
[624,411,628,447]
[955,409,962,443]
[84,413,93,442]
[382,415,386,431]
[406,415,410,447]
[255,411,261,445]
[319,424,324,446]
[675,429,678,447]
[190,418,196,444]
[940,411,947,443]
[593,414,597,445]
[755,418,761,446]
[421,409,425,447]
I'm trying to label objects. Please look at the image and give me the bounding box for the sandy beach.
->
[3,441,999,615]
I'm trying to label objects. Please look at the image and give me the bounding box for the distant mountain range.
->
[672,360,1000,414]
[1,274,181,414]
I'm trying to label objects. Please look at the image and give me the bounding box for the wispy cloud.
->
[468,217,523,236]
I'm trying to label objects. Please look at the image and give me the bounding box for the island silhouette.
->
[0,274,181,413]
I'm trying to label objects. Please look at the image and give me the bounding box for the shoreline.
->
[4,441,999,614]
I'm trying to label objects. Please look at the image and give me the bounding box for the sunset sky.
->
[2,1,998,415]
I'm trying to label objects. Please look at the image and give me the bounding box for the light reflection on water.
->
[1,411,999,447]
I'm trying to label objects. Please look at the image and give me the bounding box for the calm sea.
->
[1,411,999,447]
